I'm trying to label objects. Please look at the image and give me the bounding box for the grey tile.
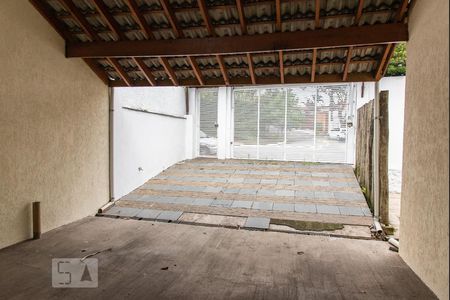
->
[277,179,294,185]
[260,179,277,185]
[204,186,223,193]
[295,191,315,199]
[314,192,334,199]
[329,181,349,187]
[275,190,295,197]
[231,200,253,209]
[120,193,143,201]
[295,180,314,186]
[228,178,244,183]
[258,189,275,196]
[210,199,233,208]
[294,203,317,213]
[362,207,372,216]
[311,173,329,177]
[139,195,160,202]
[156,211,183,222]
[334,192,365,201]
[249,170,266,175]
[152,196,177,204]
[244,178,261,184]
[223,188,240,194]
[295,171,311,176]
[172,197,195,205]
[239,189,258,195]
[235,170,250,175]
[280,171,296,175]
[179,185,207,192]
[192,198,214,206]
[244,217,270,230]
[312,181,330,187]
[316,205,340,215]
[105,206,141,218]
[264,171,280,176]
[252,201,273,210]
[272,203,295,212]
[135,209,162,220]
[338,206,365,216]
[332,173,348,178]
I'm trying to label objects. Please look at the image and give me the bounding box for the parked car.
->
[329,128,347,141]
[199,130,217,155]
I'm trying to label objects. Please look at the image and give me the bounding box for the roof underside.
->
[30,0,410,87]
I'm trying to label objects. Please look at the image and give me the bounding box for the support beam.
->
[160,0,183,38]
[187,56,204,85]
[83,58,109,85]
[197,0,215,36]
[394,0,409,22]
[159,57,179,85]
[246,53,256,84]
[67,23,408,58]
[311,49,317,82]
[216,55,229,85]
[133,57,156,86]
[124,0,153,39]
[354,0,364,25]
[275,0,282,31]
[235,0,247,35]
[107,58,133,86]
[278,50,284,83]
[92,0,127,40]
[342,46,353,81]
[375,44,393,80]
[60,0,99,41]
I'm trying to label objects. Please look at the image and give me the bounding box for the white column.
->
[217,87,228,159]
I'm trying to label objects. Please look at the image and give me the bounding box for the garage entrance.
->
[233,85,355,163]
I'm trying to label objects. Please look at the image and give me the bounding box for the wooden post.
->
[379,91,389,224]
[32,202,41,239]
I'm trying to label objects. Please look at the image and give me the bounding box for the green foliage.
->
[386,43,407,76]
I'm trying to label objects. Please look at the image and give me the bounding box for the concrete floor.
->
[0,217,436,299]
[108,159,373,237]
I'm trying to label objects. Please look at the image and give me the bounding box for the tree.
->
[386,43,406,76]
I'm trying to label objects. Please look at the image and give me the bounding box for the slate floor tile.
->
[314,192,334,199]
[228,178,244,183]
[295,191,315,199]
[231,200,253,209]
[120,194,143,201]
[135,209,162,220]
[260,179,277,185]
[275,190,295,197]
[244,178,261,184]
[338,206,365,216]
[316,205,340,215]
[192,198,214,206]
[223,188,240,194]
[277,179,294,185]
[258,189,275,196]
[244,217,270,230]
[106,206,142,218]
[204,186,223,193]
[156,211,183,222]
[362,207,372,216]
[252,201,273,210]
[239,189,258,195]
[210,199,233,208]
[272,203,295,212]
[294,203,317,213]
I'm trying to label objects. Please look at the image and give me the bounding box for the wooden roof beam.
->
[160,0,183,38]
[342,46,353,81]
[375,43,393,80]
[123,0,154,39]
[92,0,127,40]
[197,0,215,36]
[83,58,109,85]
[67,23,408,58]
[275,0,282,31]
[314,0,321,29]
[107,58,133,86]
[187,56,204,86]
[311,48,317,82]
[159,57,179,85]
[59,0,99,41]
[216,55,229,85]
[133,58,156,86]
[235,0,247,35]
[246,53,256,84]
[278,50,284,83]
[394,0,409,22]
[354,0,364,25]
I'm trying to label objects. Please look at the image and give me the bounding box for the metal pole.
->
[283,88,288,161]
[373,81,380,219]
[108,87,114,203]
[313,87,318,161]
[256,89,260,159]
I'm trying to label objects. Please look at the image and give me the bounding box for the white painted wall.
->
[113,87,188,200]
[355,76,406,170]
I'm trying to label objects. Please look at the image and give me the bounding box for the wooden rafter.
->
[354,0,364,25]
[59,0,98,41]
[67,23,409,58]
[246,53,256,84]
[83,58,109,85]
[29,0,75,42]
[107,58,133,86]
[394,0,409,22]
[197,0,215,36]
[216,55,229,85]
[235,0,247,35]
[92,0,127,40]
[123,0,153,39]
[160,0,183,38]
[375,44,393,80]
[311,49,317,82]
[342,46,353,81]
[187,56,204,85]
[159,57,179,85]
[314,0,321,29]
[275,0,282,31]
[133,58,156,86]
[278,50,284,83]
